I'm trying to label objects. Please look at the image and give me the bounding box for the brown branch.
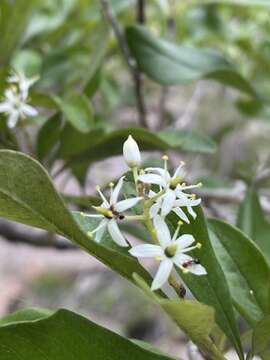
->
[0,221,77,250]
[100,0,148,128]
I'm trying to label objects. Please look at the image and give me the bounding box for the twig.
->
[0,221,77,250]
[100,0,148,128]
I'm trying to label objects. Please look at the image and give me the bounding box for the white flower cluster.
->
[0,71,38,128]
[85,135,207,290]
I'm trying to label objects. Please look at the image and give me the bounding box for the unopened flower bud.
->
[123,135,141,168]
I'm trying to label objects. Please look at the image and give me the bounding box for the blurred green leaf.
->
[0,308,52,327]
[134,275,225,360]
[208,218,270,326]
[168,208,244,359]
[53,93,94,133]
[126,25,255,96]
[189,0,270,6]
[0,150,153,288]
[0,308,176,360]
[252,316,270,359]
[237,188,270,265]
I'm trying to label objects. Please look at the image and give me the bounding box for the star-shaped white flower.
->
[138,156,202,217]
[0,87,38,128]
[84,177,142,247]
[8,71,38,99]
[129,215,206,290]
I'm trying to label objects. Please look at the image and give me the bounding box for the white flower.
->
[84,177,142,247]
[0,87,38,128]
[8,71,38,99]
[138,156,202,217]
[129,215,206,290]
[123,135,141,168]
[149,190,201,224]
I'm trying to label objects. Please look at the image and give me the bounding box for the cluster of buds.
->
[84,135,206,291]
[0,71,38,128]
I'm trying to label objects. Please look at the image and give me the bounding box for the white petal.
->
[172,207,190,224]
[149,203,160,219]
[21,103,38,117]
[95,219,107,242]
[161,190,176,217]
[83,214,103,218]
[151,259,173,290]
[174,253,193,266]
[129,244,163,258]
[172,163,186,179]
[174,197,201,207]
[153,215,172,248]
[188,264,207,276]
[107,219,128,247]
[114,197,142,212]
[110,176,124,205]
[145,167,168,177]
[138,174,166,187]
[123,135,141,168]
[0,102,11,113]
[187,206,197,219]
[175,234,195,250]
[91,218,108,235]
[7,112,19,128]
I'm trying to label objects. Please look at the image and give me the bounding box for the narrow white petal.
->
[172,207,190,224]
[145,167,167,177]
[129,244,163,258]
[114,197,142,212]
[0,102,11,113]
[83,214,103,218]
[107,219,128,247]
[175,234,195,250]
[97,188,109,207]
[149,203,160,219]
[138,174,166,187]
[153,215,172,248]
[95,220,107,242]
[172,163,186,179]
[187,206,197,219]
[174,197,201,207]
[91,218,108,235]
[161,190,176,217]
[174,253,193,266]
[110,176,124,205]
[7,112,19,128]
[151,259,173,290]
[21,103,38,117]
[188,264,207,276]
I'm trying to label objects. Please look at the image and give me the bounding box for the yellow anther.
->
[196,242,202,249]
[155,256,162,261]
[182,267,189,274]
[96,185,101,191]
[180,160,185,166]
[181,182,186,186]
[198,182,203,187]
[191,194,196,200]
[109,182,114,188]
[177,220,183,226]
[162,155,169,161]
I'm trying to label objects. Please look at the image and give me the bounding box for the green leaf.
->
[133,275,225,360]
[36,115,62,160]
[126,25,255,96]
[0,308,52,327]
[237,188,270,266]
[0,150,153,288]
[188,0,270,6]
[168,208,244,359]
[252,316,270,358]
[208,218,270,326]
[0,308,176,360]
[58,127,216,172]
[53,93,94,133]
[0,0,37,68]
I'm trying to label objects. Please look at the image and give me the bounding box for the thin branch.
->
[0,222,77,250]
[100,0,148,128]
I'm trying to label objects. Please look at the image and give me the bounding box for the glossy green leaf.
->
[208,218,270,326]
[126,25,255,96]
[133,275,225,360]
[0,308,176,360]
[238,188,270,265]
[0,308,52,327]
[0,150,153,287]
[168,208,244,359]
[53,93,94,133]
[252,316,270,358]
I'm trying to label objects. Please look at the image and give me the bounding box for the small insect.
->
[182,258,200,268]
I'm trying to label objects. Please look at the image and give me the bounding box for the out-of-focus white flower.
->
[123,135,141,168]
[84,177,142,247]
[0,87,38,128]
[8,71,38,99]
[138,156,202,217]
[129,215,206,290]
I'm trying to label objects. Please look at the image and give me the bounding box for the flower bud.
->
[123,135,141,168]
